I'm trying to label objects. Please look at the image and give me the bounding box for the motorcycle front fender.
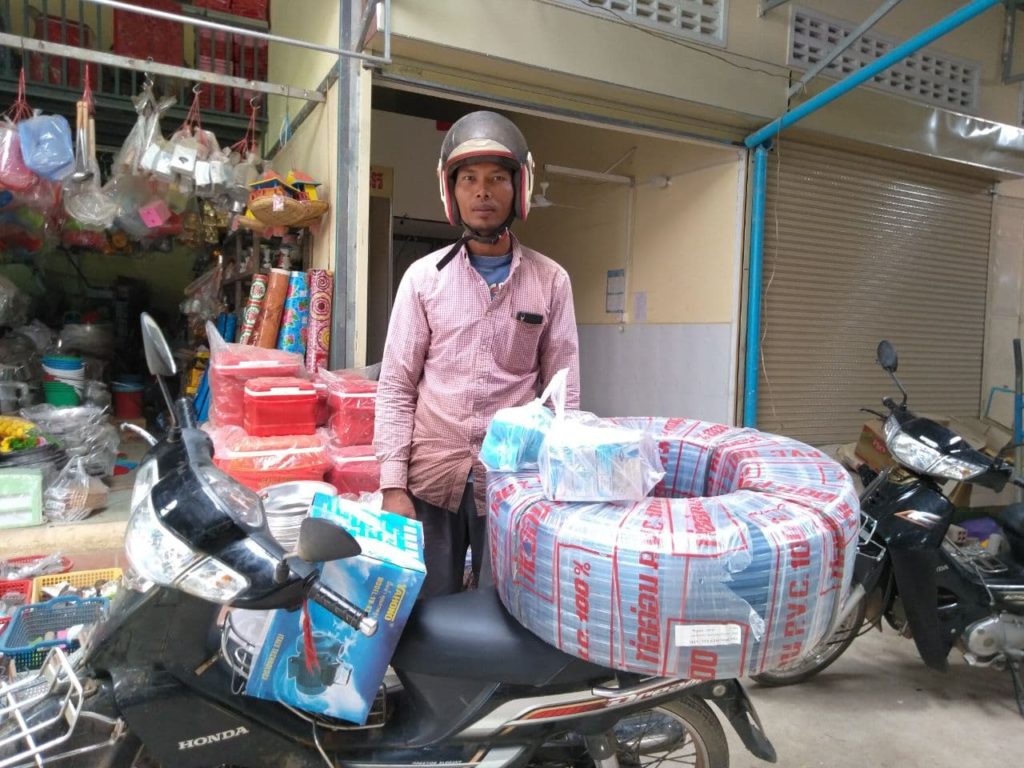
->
[704,680,776,763]
[889,548,950,671]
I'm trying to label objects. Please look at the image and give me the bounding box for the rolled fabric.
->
[305,269,333,373]
[237,273,268,345]
[277,270,310,355]
[252,268,290,349]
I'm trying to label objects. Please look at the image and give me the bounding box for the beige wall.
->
[266,0,341,150]
[513,114,743,326]
[379,1,1018,150]
[370,110,446,221]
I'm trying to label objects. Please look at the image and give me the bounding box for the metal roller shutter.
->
[757,141,993,445]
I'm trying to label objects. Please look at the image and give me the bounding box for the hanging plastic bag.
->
[114,77,176,176]
[63,78,117,228]
[0,69,37,190]
[42,456,91,522]
[227,101,263,208]
[18,113,74,181]
[538,375,664,502]
[481,369,567,472]
[0,121,36,191]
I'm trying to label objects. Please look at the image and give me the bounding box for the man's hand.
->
[382,488,416,519]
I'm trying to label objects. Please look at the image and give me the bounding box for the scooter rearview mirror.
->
[876,340,898,373]
[140,312,179,431]
[876,339,908,407]
[297,517,362,563]
[141,312,177,377]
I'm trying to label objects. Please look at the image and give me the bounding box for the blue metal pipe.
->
[744,0,1001,149]
[743,146,768,428]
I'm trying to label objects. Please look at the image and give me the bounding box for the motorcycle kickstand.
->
[584,733,620,768]
[1009,660,1024,718]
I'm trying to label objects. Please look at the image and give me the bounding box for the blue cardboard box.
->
[244,494,425,723]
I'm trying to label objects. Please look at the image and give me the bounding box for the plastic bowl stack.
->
[41,355,84,406]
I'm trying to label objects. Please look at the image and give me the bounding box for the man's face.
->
[452,161,514,233]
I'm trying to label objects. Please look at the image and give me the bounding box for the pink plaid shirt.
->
[374,235,580,513]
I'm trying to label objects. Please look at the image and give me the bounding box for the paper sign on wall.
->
[606,269,625,314]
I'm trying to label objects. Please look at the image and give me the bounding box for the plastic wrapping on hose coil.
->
[488,417,860,679]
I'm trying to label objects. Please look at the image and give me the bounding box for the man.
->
[374,111,580,598]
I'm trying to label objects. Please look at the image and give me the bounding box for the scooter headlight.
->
[883,417,986,480]
[125,459,250,602]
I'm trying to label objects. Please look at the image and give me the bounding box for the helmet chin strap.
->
[436,215,514,270]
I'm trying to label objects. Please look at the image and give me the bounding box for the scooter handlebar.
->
[308,580,378,637]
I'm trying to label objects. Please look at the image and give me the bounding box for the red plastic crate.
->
[194,0,233,11]
[113,0,184,67]
[243,377,317,437]
[231,0,269,20]
[27,16,98,88]
[0,579,33,641]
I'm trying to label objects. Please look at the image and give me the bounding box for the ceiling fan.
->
[531,181,581,210]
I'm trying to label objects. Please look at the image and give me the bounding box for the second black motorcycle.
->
[752,340,1024,716]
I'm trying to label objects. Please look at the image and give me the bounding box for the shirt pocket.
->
[495,313,545,375]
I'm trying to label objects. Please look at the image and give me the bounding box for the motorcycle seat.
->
[391,587,615,686]
[998,503,1024,562]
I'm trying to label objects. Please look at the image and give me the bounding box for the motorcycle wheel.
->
[751,598,868,687]
[613,698,728,768]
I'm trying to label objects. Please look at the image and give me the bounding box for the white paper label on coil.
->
[675,624,742,647]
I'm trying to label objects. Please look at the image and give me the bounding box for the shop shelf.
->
[31,568,123,603]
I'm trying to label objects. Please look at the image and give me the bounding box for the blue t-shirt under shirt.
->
[469,252,513,301]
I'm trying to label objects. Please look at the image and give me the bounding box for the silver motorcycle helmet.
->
[437,111,535,228]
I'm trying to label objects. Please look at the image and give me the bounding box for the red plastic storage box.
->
[209,347,303,427]
[325,445,381,497]
[326,377,378,447]
[28,16,98,88]
[209,427,329,492]
[244,377,317,437]
[113,0,183,66]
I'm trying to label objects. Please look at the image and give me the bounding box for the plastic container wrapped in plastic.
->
[539,417,664,502]
[208,426,330,491]
[0,120,37,191]
[488,417,860,680]
[17,114,74,181]
[480,369,566,472]
[243,376,316,437]
[324,442,380,497]
[208,323,304,427]
[321,369,378,447]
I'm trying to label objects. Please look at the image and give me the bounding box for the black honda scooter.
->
[0,314,776,768]
[753,340,1024,716]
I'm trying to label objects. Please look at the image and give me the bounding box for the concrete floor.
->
[727,625,1021,767]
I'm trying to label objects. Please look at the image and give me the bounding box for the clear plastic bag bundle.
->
[537,374,664,502]
[17,114,74,181]
[480,369,566,472]
[42,456,90,522]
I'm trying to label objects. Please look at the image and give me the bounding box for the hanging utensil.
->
[68,100,93,184]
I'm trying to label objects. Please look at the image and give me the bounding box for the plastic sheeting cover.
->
[488,417,859,679]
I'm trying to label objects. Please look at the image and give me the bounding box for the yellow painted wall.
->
[266,0,340,150]
[513,113,743,326]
